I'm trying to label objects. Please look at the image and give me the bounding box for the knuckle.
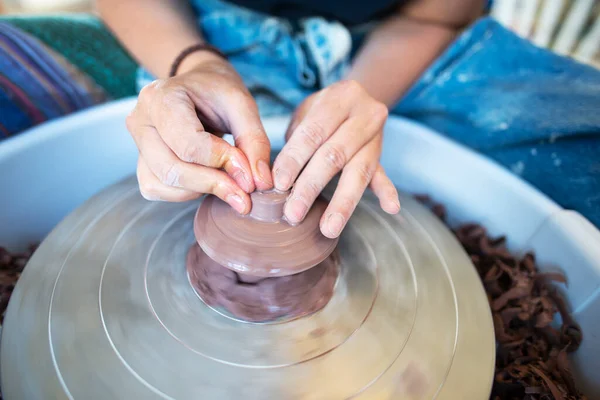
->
[239,127,270,148]
[125,114,137,133]
[149,79,165,90]
[356,163,375,186]
[251,130,271,149]
[299,121,326,148]
[322,144,346,171]
[386,186,399,200]
[139,79,163,98]
[336,79,363,96]
[221,85,238,101]
[369,134,383,154]
[138,84,153,99]
[159,85,187,105]
[174,133,211,164]
[212,181,229,197]
[300,179,323,199]
[216,146,241,169]
[226,146,244,162]
[337,196,356,217]
[371,102,389,123]
[253,133,271,149]
[158,163,181,187]
[229,90,254,108]
[234,133,250,147]
[385,177,398,193]
[232,135,250,154]
[178,143,199,164]
[280,145,305,169]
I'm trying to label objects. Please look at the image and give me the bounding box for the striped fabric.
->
[0,21,106,138]
[4,15,138,100]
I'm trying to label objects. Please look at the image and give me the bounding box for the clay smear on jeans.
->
[416,195,586,400]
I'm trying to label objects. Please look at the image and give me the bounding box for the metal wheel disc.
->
[0,177,494,399]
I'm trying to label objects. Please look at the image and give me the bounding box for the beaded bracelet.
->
[169,43,227,77]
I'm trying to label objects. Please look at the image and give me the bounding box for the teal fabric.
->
[2,15,137,99]
[0,21,102,136]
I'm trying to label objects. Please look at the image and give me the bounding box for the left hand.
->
[272,79,401,239]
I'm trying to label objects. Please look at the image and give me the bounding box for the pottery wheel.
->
[0,176,495,400]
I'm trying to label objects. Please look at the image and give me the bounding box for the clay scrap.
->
[0,245,36,325]
[416,195,586,400]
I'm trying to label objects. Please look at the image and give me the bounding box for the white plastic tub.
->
[1,98,599,398]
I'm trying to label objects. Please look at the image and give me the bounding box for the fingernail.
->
[232,170,253,193]
[274,168,292,191]
[393,199,401,213]
[387,198,401,214]
[256,160,273,187]
[226,194,247,214]
[285,197,308,223]
[325,213,345,238]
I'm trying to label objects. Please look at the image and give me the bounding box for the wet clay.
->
[186,243,339,322]
[194,190,338,277]
[188,190,340,322]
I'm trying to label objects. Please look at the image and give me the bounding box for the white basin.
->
[0,98,598,397]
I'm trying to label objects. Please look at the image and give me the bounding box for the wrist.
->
[177,50,227,75]
[170,44,228,77]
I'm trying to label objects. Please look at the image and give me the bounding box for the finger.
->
[272,90,348,191]
[134,79,162,122]
[370,164,401,214]
[273,80,381,192]
[137,157,201,202]
[133,124,251,214]
[284,93,315,142]
[145,82,255,193]
[283,118,379,224]
[221,92,273,190]
[319,142,380,238]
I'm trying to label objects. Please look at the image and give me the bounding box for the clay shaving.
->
[0,245,36,326]
[416,195,586,400]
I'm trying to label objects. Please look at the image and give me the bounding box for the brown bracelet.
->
[169,43,227,77]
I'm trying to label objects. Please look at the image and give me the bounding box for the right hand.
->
[126,52,273,214]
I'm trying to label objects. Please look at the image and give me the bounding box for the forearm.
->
[346,17,455,106]
[346,0,485,107]
[97,0,206,78]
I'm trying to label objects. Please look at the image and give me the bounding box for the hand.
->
[126,53,273,214]
[273,80,400,238]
